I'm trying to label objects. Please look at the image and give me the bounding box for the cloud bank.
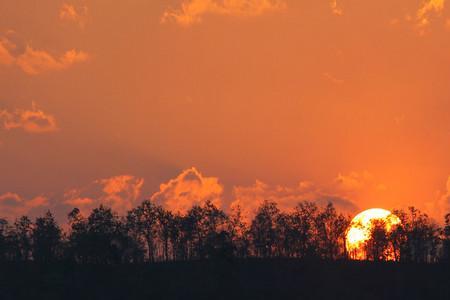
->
[230,171,390,223]
[0,169,448,224]
[162,0,286,26]
[230,180,359,223]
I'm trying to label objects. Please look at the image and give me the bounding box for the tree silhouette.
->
[67,205,128,264]
[314,203,350,260]
[290,202,319,258]
[0,218,11,261]
[274,211,294,257]
[387,222,405,262]
[179,200,230,260]
[228,205,250,258]
[167,214,186,261]
[393,207,441,263]
[250,200,280,258]
[156,206,173,261]
[11,216,33,261]
[442,213,450,263]
[126,200,159,262]
[0,200,448,264]
[199,200,230,259]
[365,219,390,261]
[67,208,89,263]
[32,211,62,263]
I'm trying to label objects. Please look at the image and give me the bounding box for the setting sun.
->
[346,208,401,260]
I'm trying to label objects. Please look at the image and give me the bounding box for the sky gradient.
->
[1,0,449,223]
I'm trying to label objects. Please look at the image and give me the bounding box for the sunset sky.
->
[1,0,449,223]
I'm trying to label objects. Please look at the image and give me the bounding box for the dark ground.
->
[0,259,449,300]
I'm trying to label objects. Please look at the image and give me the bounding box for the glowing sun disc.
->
[346,208,401,260]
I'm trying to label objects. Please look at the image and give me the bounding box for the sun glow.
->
[346,208,401,260]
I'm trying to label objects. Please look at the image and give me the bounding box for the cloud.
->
[0,102,58,134]
[333,171,386,194]
[151,167,223,214]
[59,3,88,28]
[444,176,450,209]
[64,175,145,215]
[64,197,94,207]
[416,0,445,32]
[330,0,343,16]
[0,192,49,220]
[332,171,388,205]
[15,47,89,75]
[0,37,16,65]
[425,176,450,222]
[230,171,390,223]
[0,33,89,75]
[230,179,358,223]
[0,103,58,133]
[97,175,145,212]
[323,72,344,84]
[162,0,286,26]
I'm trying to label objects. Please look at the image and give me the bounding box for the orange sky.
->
[0,0,449,222]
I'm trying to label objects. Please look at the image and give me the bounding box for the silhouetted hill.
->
[0,259,449,300]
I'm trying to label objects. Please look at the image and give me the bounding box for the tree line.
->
[0,200,449,264]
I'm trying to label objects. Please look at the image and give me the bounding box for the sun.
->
[346,208,401,260]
